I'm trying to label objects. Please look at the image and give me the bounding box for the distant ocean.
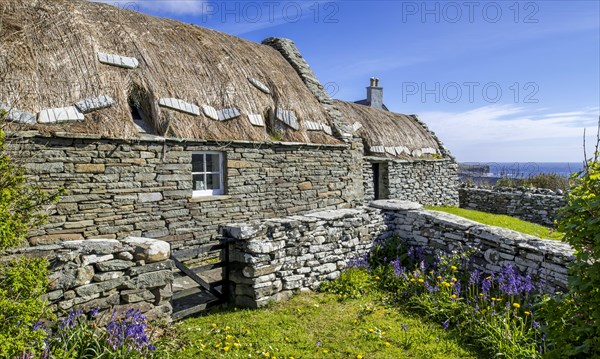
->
[461,162,585,178]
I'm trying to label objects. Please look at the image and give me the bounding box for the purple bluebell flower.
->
[442,320,449,329]
[347,253,370,269]
[468,270,480,286]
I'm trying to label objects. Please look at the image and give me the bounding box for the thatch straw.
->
[0,0,338,144]
[333,100,441,158]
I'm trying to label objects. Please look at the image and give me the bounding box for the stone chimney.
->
[367,77,383,109]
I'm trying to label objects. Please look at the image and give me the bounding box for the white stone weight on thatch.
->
[385,147,397,156]
[352,121,362,132]
[421,147,437,155]
[370,146,385,154]
[322,124,333,136]
[158,98,200,116]
[248,113,265,127]
[201,105,219,120]
[97,52,139,69]
[304,120,321,131]
[395,146,410,156]
[217,108,241,121]
[275,108,299,130]
[0,104,36,125]
[75,96,115,113]
[412,149,423,157]
[37,106,85,123]
[248,77,271,94]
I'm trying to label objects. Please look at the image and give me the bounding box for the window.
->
[192,152,224,196]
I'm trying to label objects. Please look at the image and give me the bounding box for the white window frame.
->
[192,152,224,197]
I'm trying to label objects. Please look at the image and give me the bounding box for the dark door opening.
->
[372,163,380,200]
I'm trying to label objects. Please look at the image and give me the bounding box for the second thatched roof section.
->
[0,0,336,144]
[334,100,446,159]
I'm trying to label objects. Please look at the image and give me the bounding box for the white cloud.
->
[420,105,600,162]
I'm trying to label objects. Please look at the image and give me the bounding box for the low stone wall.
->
[221,208,386,308]
[3,237,174,321]
[222,200,573,308]
[459,186,566,226]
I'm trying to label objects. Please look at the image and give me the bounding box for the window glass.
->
[192,152,224,196]
[192,154,205,172]
[206,154,220,172]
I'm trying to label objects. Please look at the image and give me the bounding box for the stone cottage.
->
[0,0,457,260]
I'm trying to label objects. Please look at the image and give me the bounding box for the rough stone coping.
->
[97,52,139,69]
[221,224,258,240]
[352,121,362,132]
[62,239,125,255]
[370,199,423,211]
[5,130,349,149]
[305,208,363,220]
[122,237,171,263]
[421,209,481,230]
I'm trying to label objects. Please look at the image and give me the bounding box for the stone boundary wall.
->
[3,237,174,321]
[459,186,566,226]
[7,132,363,263]
[221,208,386,308]
[222,200,573,308]
[363,158,459,206]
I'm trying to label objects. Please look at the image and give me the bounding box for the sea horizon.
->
[461,161,585,178]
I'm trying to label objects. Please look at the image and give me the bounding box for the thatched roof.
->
[334,100,445,159]
[0,0,338,144]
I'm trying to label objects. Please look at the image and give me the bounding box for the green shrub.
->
[0,128,62,357]
[544,154,600,357]
[0,257,50,357]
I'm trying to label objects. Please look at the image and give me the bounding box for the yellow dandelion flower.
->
[357,356,363,359]
[410,278,416,282]
[375,276,380,280]
[223,346,230,352]
[418,278,424,283]
[451,266,458,271]
[450,294,457,299]
[211,323,217,328]
[263,352,270,358]
[214,343,221,348]
[491,297,496,301]
[513,303,521,309]
[479,293,484,297]
[369,328,374,332]
[225,326,231,331]
[437,276,442,280]
[234,343,241,348]
[451,277,457,282]
[524,311,531,315]
[385,341,391,347]
[226,335,232,340]
[323,349,329,353]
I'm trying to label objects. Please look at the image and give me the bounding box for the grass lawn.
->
[170,292,479,359]
[425,206,563,240]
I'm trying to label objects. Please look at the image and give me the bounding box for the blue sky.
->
[95,0,600,162]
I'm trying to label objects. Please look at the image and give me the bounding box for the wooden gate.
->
[170,238,232,321]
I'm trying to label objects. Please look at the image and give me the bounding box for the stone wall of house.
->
[2,237,173,321]
[459,186,566,226]
[222,200,573,308]
[7,132,364,262]
[363,157,459,206]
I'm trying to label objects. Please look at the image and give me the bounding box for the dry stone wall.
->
[2,237,173,321]
[222,200,573,308]
[363,158,459,206]
[7,132,363,262]
[459,186,566,226]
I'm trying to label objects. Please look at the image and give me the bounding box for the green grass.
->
[170,292,479,359]
[425,206,563,240]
